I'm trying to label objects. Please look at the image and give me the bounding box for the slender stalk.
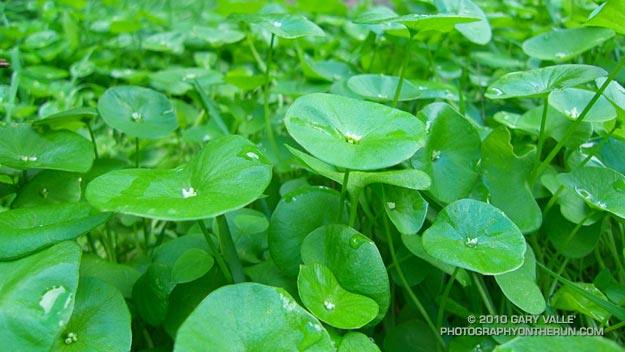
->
[437,266,460,329]
[263,33,279,156]
[337,169,351,223]
[5,47,21,123]
[382,200,446,348]
[245,28,266,72]
[87,122,99,159]
[391,39,413,108]
[142,218,150,252]
[216,215,246,283]
[535,97,550,169]
[548,258,570,299]
[348,192,360,228]
[577,125,617,169]
[198,220,233,283]
[473,273,497,316]
[105,222,117,263]
[531,56,625,181]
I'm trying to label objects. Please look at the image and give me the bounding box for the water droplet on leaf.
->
[349,234,368,249]
[323,300,335,310]
[39,286,68,314]
[613,179,625,193]
[387,201,396,210]
[246,152,259,160]
[64,332,78,345]
[131,112,142,121]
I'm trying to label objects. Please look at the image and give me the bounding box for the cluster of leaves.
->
[1,0,625,351]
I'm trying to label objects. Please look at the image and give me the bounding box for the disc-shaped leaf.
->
[0,203,110,260]
[549,88,616,122]
[494,336,624,352]
[284,93,424,170]
[558,167,625,219]
[97,85,178,139]
[485,64,607,99]
[0,123,94,172]
[381,184,428,235]
[422,199,526,275]
[481,127,542,233]
[339,332,381,352]
[435,0,492,44]
[347,74,422,102]
[86,135,272,220]
[12,170,82,208]
[411,103,481,204]
[298,263,379,329]
[494,246,545,314]
[0,241,80,351]
[174,283,334,352]
[585,1,625,35]
[51,278,131,351]
[301,224,390,324]
[522,27,614,62]
[269,186,346,277]
[142,31,185,54]
[230,13,325,38]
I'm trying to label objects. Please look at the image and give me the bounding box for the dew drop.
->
[431,150,441,161]
[131,111,142,121]
[349,234,368,249]
[376,93,386,99]
[386,201,396,210]
[40,188,48,199]
[489,87,503,96]
[19,155,38,162]
[246,151,259,160]
[39,286,68,314]
[181,187,197,198]
[273,21,283,28]
[613,179,625,193]
[574,186,593,201]
[306,321,323,332]
[464,237,479,248]
[323,300,335,310]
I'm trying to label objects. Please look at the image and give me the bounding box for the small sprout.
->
[323,300,335,310]
[181,187,197,198]
[19,155,38,162]
[131,112,142,121]
[386,201,396,210]
[465,237,479,248]
[246,152,259,160]
[344,132,362,144]
[431,150,441,161]
[565,107,579,119]
[64,332,78,345]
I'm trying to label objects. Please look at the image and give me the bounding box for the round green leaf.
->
[0,241,80,351]
[494,336,624,352]
[284,93,424,170]
[301,224,390,324]
[347,74,422,102]
[410,103,481,203]
[422,199,526,275]
[149,68,221,96]
[174,283,334,352]
[585,1,625,35]
[494,246,546,315]
[80,255,141,298]
[230,13,325,38]
[0,123,94,172]
[338,332,381,352]
[485,64,607,99]
[269,186,345,277]
[522,27,614,62]
[381,184,428,235]
[298,263,379,329]
[171,248,215,284]
[558,167,625,218]
[51,278,131,351]
[549,88,616,122]
[544,205,602,259]
[142,31,185,54]
[86,135,272,220]
[13,170,82,208]
[435,0,492,45]
[97,85,178,139]
[190,25,245,45]
[0,203,110,260]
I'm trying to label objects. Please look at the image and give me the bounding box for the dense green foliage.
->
[1,0,625,351]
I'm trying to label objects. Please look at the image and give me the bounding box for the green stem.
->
[577,124,617,169]
[216,215,246,283]
[473,273,497,316]
[348,191,360,228]
[5,47,21,123]
[87,122,99,159]
[535,97,550,170]
[337,169,351,223]
[245,28,266,72]
[105,222,117,263]
[605,319,625,333]
[531,56,625,181]
[391,39,413,108]
[263,33,279,156]
[437,266,460,329]
[143,218,150,252]
[548,257,570,299]
[198,219,233,283]
[382,200,446,348]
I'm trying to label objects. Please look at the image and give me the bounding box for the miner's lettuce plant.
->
[1,0,625,351]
